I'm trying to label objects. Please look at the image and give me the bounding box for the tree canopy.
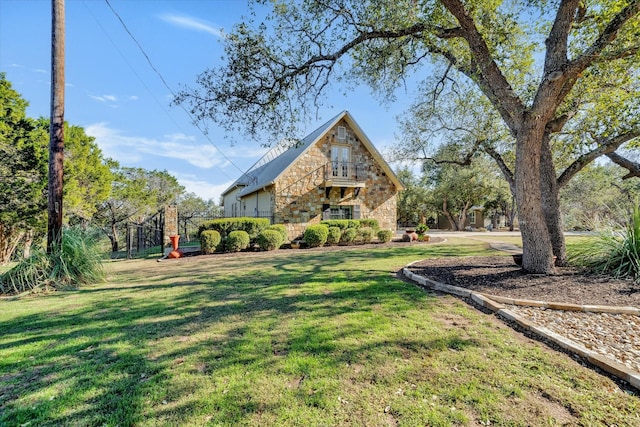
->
[177,0,640,273]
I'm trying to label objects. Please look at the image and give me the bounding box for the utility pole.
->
[47,0,65,253]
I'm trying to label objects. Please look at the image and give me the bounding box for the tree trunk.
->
[0,224,24,265]
[22,229,34,259]
[110,221,119,252]
[540,135,567,266]
[515,122,555,274]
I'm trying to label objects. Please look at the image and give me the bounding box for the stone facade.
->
[273,119,399,240]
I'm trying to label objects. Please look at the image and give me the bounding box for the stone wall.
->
[163,205,178,246]
[273,119,398,240]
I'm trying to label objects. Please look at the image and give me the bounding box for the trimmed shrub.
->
[326,226,342,245]
[358,219,379,231]
[377,229,393,243]
[226,230,250,252]
[304,224,329,248]
[267,224,288,242]
[200,230,221,254]
[257,229,284,251]
[358,226,375,243]
[320,219,360,230]
[340,227,358,244]
[198,217,270,239]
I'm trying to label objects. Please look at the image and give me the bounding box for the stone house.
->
[221,111,404,240]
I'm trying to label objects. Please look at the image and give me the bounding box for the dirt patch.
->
[407,256,640,307]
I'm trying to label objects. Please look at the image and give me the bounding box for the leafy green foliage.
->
[326,226,341,245]
[256,229,284,251]
[225,230,250,252]
[357,218,379,231]
[570,207,640,286]
[199,217,270,240]
[200,230,221,254]
[320,219,360,230]
[340,227,358,243]
[303,224,329,248]
[357,226,375,243]
[266,224,289,242]
[416,224,429,235]
[377,229,394,243]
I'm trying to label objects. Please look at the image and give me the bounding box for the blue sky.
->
[0,0,412,202]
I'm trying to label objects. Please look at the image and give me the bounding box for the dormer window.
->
[337,126,346,141]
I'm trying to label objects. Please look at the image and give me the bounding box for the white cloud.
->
[171,172,233,202]
[159,14,224,38]
[90,94,118,104]
[85,122,225,169]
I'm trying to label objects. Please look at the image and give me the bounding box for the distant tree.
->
[176,0,640,274]
[95,164,185,253]
[425,150,499,230]
[561,163,640,230]
[175,193,221,241]
[395,167,432,227]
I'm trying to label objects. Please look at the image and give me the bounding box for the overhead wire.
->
[89,0,246,181]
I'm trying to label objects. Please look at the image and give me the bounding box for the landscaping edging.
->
[402,261,640,391]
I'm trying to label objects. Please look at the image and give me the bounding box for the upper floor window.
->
[337,126,346,141]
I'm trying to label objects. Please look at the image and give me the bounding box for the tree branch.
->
[440,0,525,132]
[606,152,640,179]
[557,131,640,187]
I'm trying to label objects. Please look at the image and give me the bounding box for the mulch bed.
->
[406,255,640,307]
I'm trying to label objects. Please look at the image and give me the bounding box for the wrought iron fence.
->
[126,209,164,258]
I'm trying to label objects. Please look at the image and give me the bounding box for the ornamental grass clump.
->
[0,227,105,296]
[570,206,640,286]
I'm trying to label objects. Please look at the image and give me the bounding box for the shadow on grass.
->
[0,244,490,426]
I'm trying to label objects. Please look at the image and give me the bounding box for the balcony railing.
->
[323,162,368,187]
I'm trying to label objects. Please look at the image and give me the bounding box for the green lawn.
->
[1,241,637,426]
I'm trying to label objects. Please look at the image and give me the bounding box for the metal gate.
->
[126,209,164,258]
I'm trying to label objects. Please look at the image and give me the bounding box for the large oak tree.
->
[176,0,639,273]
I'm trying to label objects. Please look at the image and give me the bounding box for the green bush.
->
[320,219,361,230]
[0,227,105,296]
[267,224,288,242]
[377,229,393,243]
[340,227,358,244]
[570,207,640,286]
[326,226,342,245]
[198,217,270,239]
[200,230,221,254]
[358,226,375,243]
[416,224,429,235]
[257,229,284,251]
[225,230,251,252]
[358,219,379,231]
[304,224,329,248]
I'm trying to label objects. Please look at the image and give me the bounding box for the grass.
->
[1,240,638,426]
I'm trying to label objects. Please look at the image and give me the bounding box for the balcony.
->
[323,162,367,197]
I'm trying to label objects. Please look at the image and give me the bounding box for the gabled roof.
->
[221,110,404,198]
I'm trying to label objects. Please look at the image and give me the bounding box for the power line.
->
[98,0,246,180]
